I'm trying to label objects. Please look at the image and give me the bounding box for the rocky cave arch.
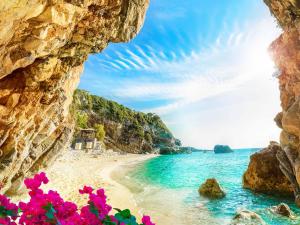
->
[0,0,149,194]
[0,0,300,205]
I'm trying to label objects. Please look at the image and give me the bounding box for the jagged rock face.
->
[245,1,300,204]
[0,0,149,193]
[259,0,300,203]
[243,142,293,196]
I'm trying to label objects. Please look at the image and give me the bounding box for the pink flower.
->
[79,186,93,194]
[0,173,154,225]
[0,194,18,224]
[142,215,156,225]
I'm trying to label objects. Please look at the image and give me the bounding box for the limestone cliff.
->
[0,0,149,194]
[245,0,300,205]
[71,89,181,154]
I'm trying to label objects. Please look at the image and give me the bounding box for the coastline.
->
[110,154,220,225]
[11,150,157,221]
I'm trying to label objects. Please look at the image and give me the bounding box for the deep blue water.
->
[128,149,300,224]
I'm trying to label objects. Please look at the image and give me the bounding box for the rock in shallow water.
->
[243,142,293,196]
[198,178,225,199]
[270,203,295,218]
[230,209,266,225]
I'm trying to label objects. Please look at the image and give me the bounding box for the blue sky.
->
[79,0,282,149]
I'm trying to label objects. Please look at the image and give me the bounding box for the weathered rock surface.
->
[244,1,300,205]
[243,142,293,196]
[198,178,226,199]
[230,209,266,225]
[0,0,149,193]
[270,203,295,218]
[213,145,233,154]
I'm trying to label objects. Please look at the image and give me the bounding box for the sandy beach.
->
[11,150,157,221]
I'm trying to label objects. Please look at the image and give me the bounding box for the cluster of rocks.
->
[230,203,296,225]
[198,178,297,224]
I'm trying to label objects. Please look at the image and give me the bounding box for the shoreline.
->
[100,152,158,220]
[110,154,219,225]
[11,150,157,221]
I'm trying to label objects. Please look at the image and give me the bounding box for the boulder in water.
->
[270,203,295,218]
[230,209,266,225]
[243,142,293,196]
[214,145,233,154]
[198,178,225,199]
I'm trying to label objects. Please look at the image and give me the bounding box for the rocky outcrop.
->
[159,146,192,155]
[244,1,300,204]
[72,89,181,154]
[230,209,266,225]
[243,142,293,196]
[269,203,295,218]
[266,0,300,203]
[198,178,226,199]
[213,145,233,154]
[0,0,149,193]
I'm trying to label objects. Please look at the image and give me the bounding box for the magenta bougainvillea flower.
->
[0,173,155,225]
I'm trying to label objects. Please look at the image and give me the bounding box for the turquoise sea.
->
[116,149,300,225]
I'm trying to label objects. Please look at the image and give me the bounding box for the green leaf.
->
[43,203,56,220]
[89,202,99,217]
[102,215,117,225]
[120,209,131,219]
[5,210,14,216]
[0,205,17,218]
[114,209,139,225]
[0,206,6,217]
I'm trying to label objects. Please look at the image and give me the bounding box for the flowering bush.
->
[0,173,155,225]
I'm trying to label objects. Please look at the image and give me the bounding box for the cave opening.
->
[0,0,300,224]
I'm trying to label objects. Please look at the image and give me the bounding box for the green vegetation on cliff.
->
[71,89,180,153]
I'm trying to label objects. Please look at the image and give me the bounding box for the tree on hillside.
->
[94,123,105,141]
[76,112,88,129]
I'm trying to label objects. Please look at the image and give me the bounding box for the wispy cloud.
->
[92,18,280,115]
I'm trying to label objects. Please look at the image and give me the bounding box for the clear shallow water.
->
[123,150,300,225]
